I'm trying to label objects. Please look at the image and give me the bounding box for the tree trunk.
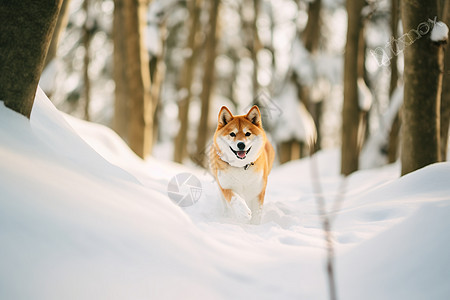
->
[174,0,202,163]
[279,140,304,164]
[196,0,220,162]
[310,100,322,152]
[126,0,153,158]
[388,115,401,162]
[387,0,400,163]
[226,51,239,109]
[279,141,292,164]
[113,0,153,159]
[341,0,364,175]
[44,0,72,68]
[357,25,369,153]
[439,2,450,161]
[150,23,167,147]
[302,0,321,54]
[251,0,262,97]
[302,0,322,152]
[83,0,92,121]
[113,0,129,140]
[400,0,444,175]
[0,0,62,118]
[389,0,400,97]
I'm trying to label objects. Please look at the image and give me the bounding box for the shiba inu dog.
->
[209,105,274,224]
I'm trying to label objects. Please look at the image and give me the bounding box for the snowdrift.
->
[0,88,449,299]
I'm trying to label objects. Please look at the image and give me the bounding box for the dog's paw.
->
[230,195,252,222]
[250,208,262,225]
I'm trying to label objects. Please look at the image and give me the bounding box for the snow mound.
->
[1,88,450,299]
[431,21,449,43]
[0,88,220,299]
[337,163,450,300]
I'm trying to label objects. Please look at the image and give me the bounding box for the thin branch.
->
[309,144,347,300]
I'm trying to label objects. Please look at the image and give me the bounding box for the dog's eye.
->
[230,132,236,137]
[245,132,251,137]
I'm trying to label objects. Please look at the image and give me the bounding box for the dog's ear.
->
[246,105,262,126]
[218,106,233,126]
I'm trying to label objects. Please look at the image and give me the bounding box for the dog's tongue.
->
[237,151,246,158]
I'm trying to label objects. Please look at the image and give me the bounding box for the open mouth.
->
[230,146,251,160]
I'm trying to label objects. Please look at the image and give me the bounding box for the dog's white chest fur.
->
[217,166,263,200]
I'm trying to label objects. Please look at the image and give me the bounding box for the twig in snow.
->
[309,145,348,300]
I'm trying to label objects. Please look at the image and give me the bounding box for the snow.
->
[291,38,315,86]
[430,21,449,43]
[337,164,450,299]
[360,85,403,169]
[357,78,372,111]
[39,59,58,94]
[1,88,450,299]
[272,82,317,144]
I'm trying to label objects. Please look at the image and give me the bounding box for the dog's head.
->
[214,105,265,168]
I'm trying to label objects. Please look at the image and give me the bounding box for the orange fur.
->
[209,105,274,223]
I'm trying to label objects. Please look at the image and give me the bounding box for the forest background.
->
[1,0,449,176]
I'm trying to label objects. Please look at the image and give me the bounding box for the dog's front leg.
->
[220,188,252,222]
[249,201,262,225]
[249,188,268,225]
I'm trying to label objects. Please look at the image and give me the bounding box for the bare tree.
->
[196,0,220,160]
[440,1,450,161]
[174,0,202,163]
[400,0,445,175]
[279,0,323,164]
[83,0,93,121]
[302,0,322,54]
[302,0,322,151]
[387,0,401,163]
[113,0,153,159]
[150,21,167,147]
[44,0,72,68]
[113,0,130,139]
[341,0,365,175]
[251,0,262,98]
[356,23,369,153]
[0,0,63,118]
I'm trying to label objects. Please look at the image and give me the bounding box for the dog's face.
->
[214,106,265,168]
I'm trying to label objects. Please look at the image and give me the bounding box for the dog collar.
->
[244,162,254,170]
[216,149,254,170]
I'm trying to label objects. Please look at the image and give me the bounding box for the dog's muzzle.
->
[230,146,251,159]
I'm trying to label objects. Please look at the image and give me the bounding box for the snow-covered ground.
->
[1,88,450,299]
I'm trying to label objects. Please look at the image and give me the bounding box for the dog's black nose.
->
[237,142,245,150]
